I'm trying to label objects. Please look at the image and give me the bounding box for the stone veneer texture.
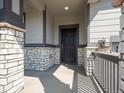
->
[78,48,85,66]
[24,47,60,71]
[25,47,86,71]
[119,2,124,93]
[0,28,24,93]
[84,47,96,76]
[54,48,60,64]
[25,47,87,72]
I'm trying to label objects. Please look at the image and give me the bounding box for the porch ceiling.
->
[42,0,85,17]
[24,0,85,17]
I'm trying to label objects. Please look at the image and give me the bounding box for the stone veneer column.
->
[0,24,24,93]
[84,47,97,76]
[119,2,124,93]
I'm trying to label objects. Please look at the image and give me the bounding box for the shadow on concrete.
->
[22,64,98,93]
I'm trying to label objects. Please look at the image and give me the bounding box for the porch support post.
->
[0,0,25,93]
[43,5,46,45]
[118,1,124,93]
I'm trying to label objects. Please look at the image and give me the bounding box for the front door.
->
[61,28,77,64]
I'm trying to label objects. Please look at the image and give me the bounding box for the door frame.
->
[59,24,79,65]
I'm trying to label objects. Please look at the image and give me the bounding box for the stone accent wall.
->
[25,47,88,71]
[0,28,24,93]
[119,2,124,93]
[24,47,60,71]
[78,48,85,66]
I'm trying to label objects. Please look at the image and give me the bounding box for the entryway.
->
[60,25,79,65]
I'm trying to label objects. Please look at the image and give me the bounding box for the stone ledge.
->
[112,0,124,7]
[0,23,25,32]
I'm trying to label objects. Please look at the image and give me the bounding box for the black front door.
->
[61,28,77,64]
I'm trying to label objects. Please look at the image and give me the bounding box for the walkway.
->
[20,64,98,93]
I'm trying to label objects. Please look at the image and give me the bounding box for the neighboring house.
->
[0,0,124,93]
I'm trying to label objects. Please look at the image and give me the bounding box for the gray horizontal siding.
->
[88,0,121,46]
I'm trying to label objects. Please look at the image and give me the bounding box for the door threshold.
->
[61,63,77,66]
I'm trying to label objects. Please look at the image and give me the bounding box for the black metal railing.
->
[93,52,119,93]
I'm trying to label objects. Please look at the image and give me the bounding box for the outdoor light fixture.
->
[65,6,69,10]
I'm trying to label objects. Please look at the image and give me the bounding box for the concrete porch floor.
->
[19,64,98,93]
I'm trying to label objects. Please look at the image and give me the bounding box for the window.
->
[12,0,20,15]
[0,0,3,9]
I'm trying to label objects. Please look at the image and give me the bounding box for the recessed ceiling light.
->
[65,6,69,10]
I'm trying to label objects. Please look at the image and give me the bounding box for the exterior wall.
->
[46,10,55,44]
[25,10,43,44]
[54,15,86,45]
[119,2,124,93]
[0,28,24,93]
[88,0,121,46]
[24,47,60,71]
